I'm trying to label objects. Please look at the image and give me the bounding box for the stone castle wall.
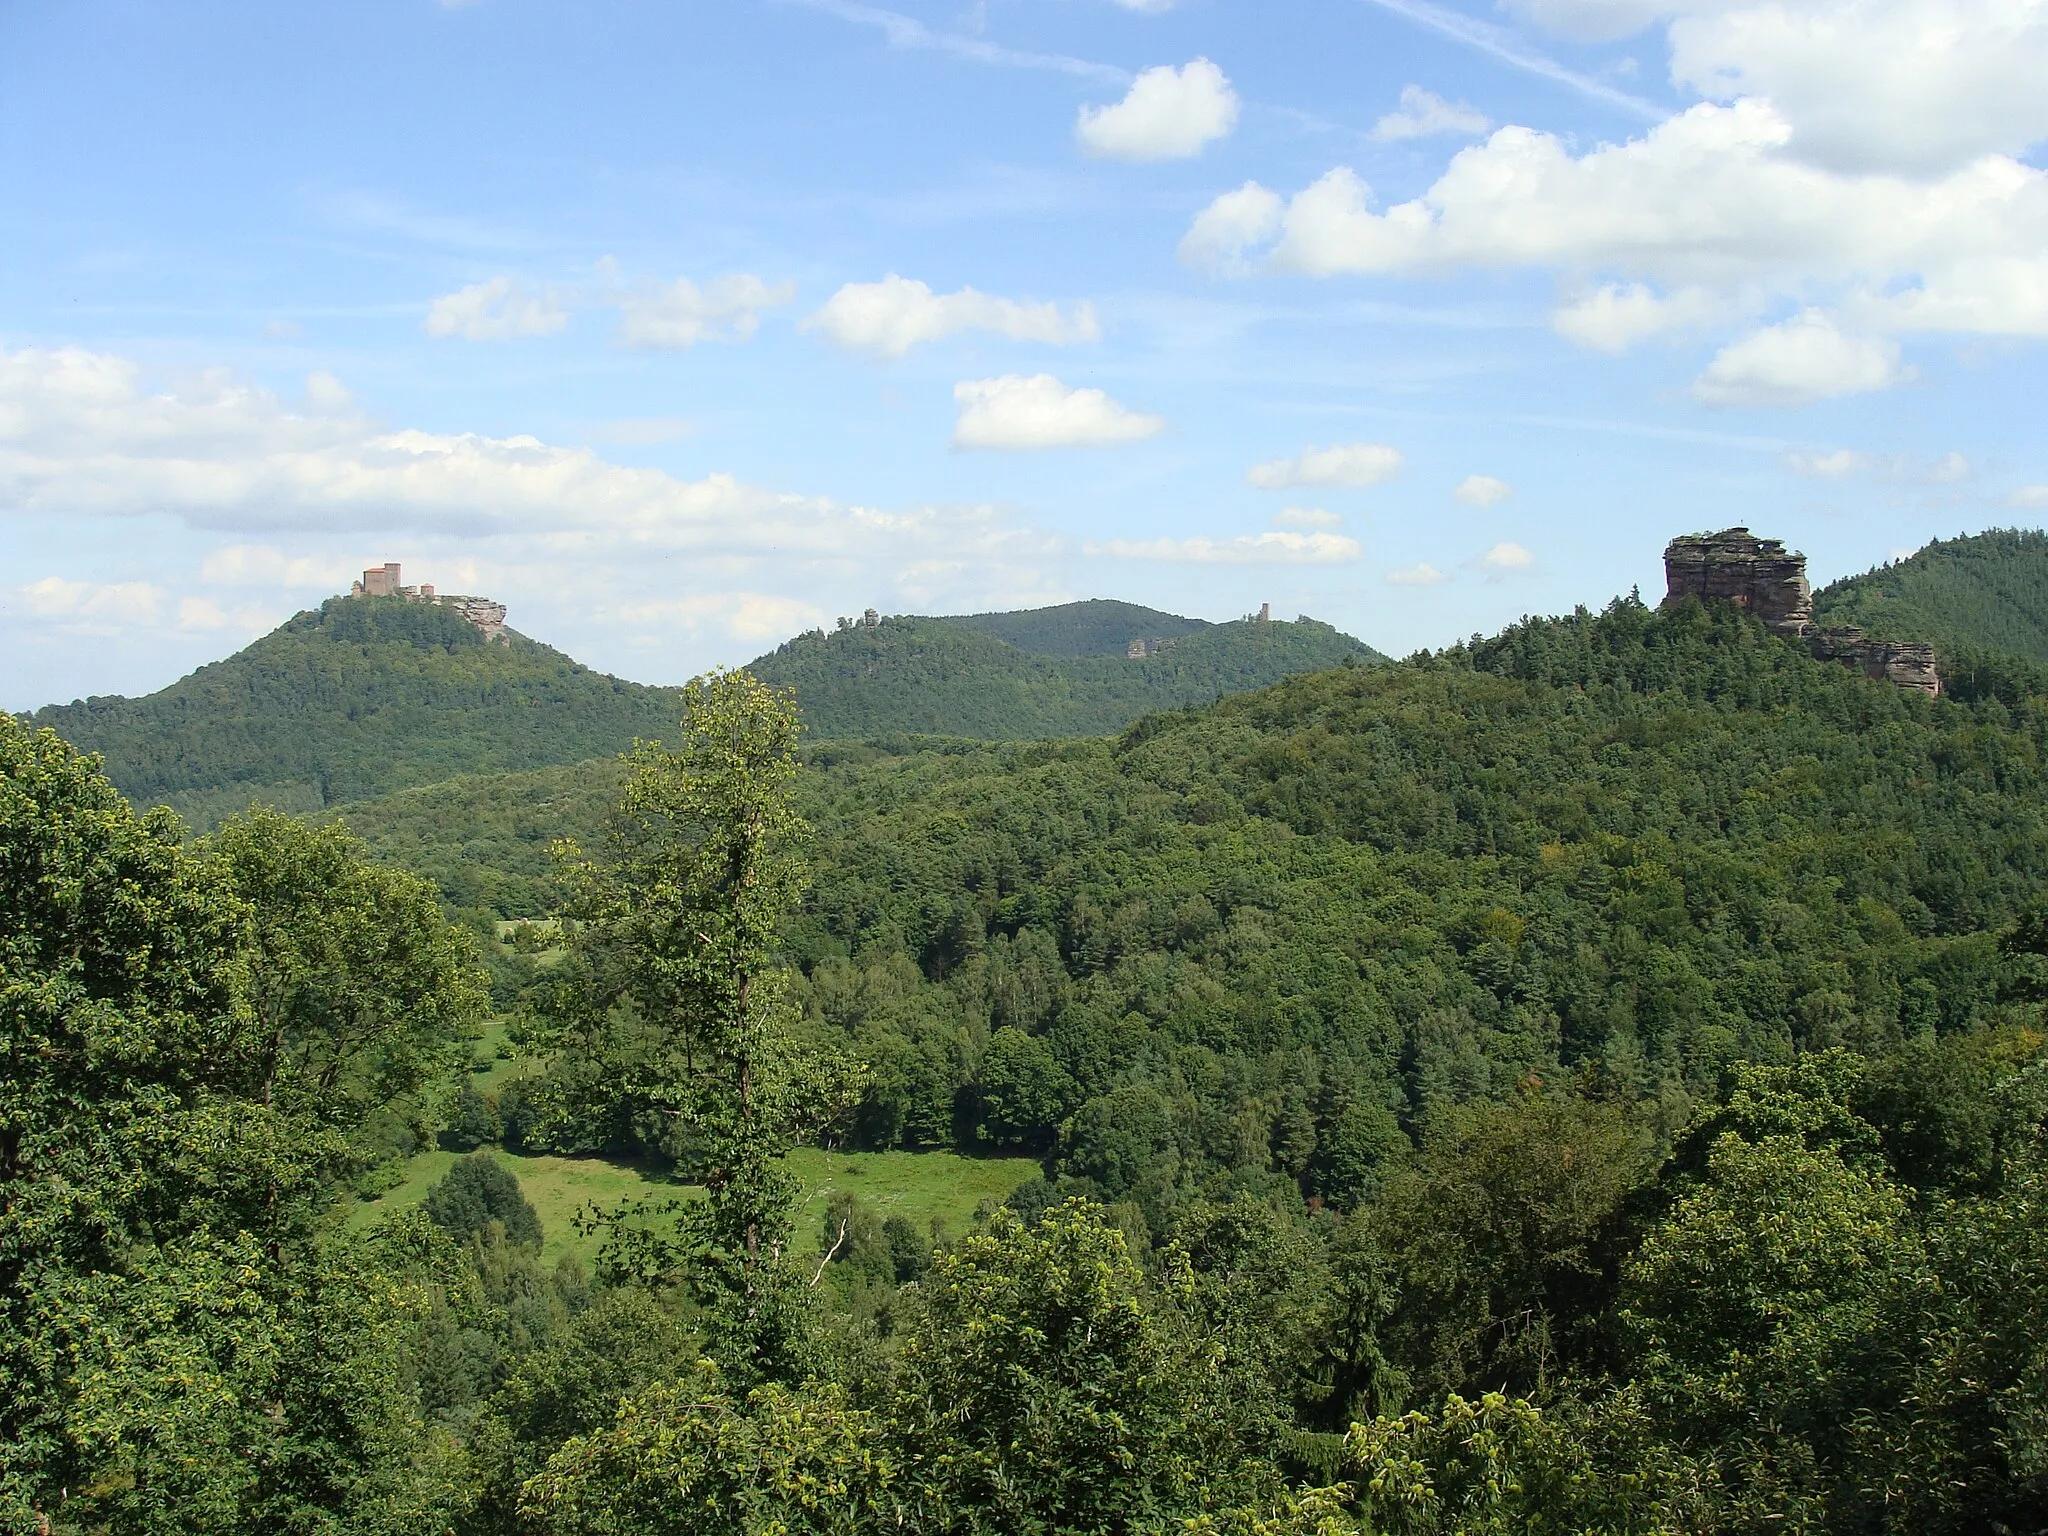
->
[1662,527,1940,698]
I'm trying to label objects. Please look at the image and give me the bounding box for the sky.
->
[4,0,2047,709]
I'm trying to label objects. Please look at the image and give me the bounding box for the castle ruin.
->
[1661,528,1939,697]
[349,562,509,642]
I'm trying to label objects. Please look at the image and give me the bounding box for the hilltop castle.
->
[350,562,509,641]
[1662,528,1939,697]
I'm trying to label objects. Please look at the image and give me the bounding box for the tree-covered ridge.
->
[13,647,2048,1533]
[747,611,1379,740]
[1813,525,2048,661]
[26,595,690,825]
[942,597,1214,656]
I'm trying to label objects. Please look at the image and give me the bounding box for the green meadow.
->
[353,1144,1040,1268]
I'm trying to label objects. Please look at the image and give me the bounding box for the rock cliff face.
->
[1663,528,1814,633]
[1663,527,1940,698]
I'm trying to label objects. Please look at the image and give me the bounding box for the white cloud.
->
[1504,0,2048,176]
[199,544,348,588]
[1665,0,2048,176]
[1076,58,1238,161]
[424,276,570,341]
[1453,474,1513,507]
[1186,100,2048,358]
[1692,311,1913,407]
[2013,484,2048,507]
[1086,530,1361,563]
[952,373,1165,449]
[1784,447,1865,477]
[1373,85,1491,141]
[18,575,164,625]
[1273,505,1342,528]
[1783,446,1976,480]
[1385,562,1449,586]
[1552,284,1723,352]
[803,274,1100,358]
[176,596,282,633]
[612,274,795,349]
[1479,541,1537,571]
[1247,442,1404,489]
[1179,181,1284,273]
[0,345,1028,577]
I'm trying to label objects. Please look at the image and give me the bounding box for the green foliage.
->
[749,609,1379,740]
[521,1363,898,1536]
[1814,526,2048,661]
[0,718,485,1534]
[890,1201,1282,1532]
[26,594,690,822]
[201,805,488,1140]
[556,670,862,1376]
[425,1152,545,1252]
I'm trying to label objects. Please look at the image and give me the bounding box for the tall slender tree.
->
[562,669,859,1379]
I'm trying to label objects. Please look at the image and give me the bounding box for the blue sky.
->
[4,0,2046,708]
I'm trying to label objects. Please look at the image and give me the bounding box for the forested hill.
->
[945,597,1214,656]
[25,594,688,826]
[747,607,1379,739]
[1814,526,2048,660]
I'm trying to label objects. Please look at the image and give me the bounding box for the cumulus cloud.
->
[1373,85,1491,141]
[1184,99,2048,374]
[1783,446,1975,481]
[0,344,1032,580]
[200,544,348,588]
[2014,484,2048,507]
[1784,447,1865,478]
[1504,0,2048,175]
[1691,311,1914,407]
[1273,505,1342,528]
[18,575,164,625]
[1552,284,1724,352]
[1085,530,1361,563]
[1385,562,1448,586]
[1179,182,1285,273]
[952,374,1165,449]
[612,274,794,349]
[1664,0,2048,176]
[1076,58,1238,160]
[1453,474,1513,508]
[803,275,1100,358]
[1247,442,1404,489]
[425,276,570,340]
[1479,541,1537,571]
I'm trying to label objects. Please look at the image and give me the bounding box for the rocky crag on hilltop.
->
[1664,528,1942,697]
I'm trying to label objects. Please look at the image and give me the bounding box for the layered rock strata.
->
[1662,527,1940,698]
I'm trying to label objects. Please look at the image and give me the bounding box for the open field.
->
[351,1144,1040,1268]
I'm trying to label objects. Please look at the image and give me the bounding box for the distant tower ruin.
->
[1661,527,1939,697]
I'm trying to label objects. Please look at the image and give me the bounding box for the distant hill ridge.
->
[746,605,1381,740]
[24,591,1383,826]
[1814,528,2048,663]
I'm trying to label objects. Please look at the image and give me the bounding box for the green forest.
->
[8,532,2048,1534]
[29,595,1376,833]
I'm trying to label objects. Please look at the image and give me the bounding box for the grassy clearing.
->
[352,1144,1040,1268]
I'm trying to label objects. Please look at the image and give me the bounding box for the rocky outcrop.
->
[1662,527,1940,698]
[1806,627,1941,697]
[1662,527,1813,634]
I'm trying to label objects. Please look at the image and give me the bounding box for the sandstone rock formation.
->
[1663,527,1940,698]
